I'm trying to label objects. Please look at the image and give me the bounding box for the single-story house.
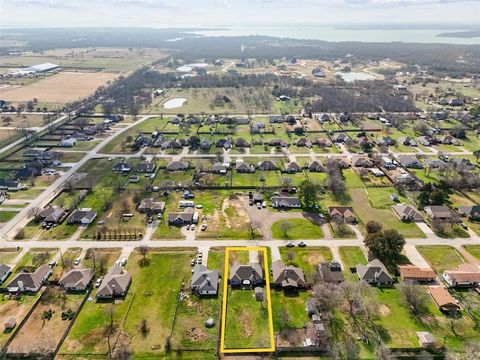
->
[268,139,289,148]
[251,192,263,204]
[271,260,306,290]
[67,208,97,225]
[0,179,24,191]
[168,207,197,225]
[211,162,228,174]
[317,138,332,147]
[318,262,344,284]
[398,265,436,284]
[229,263,263,287]
[308,160,324,172]
[331,132,349,143]
[296,138,312,148]
[59,268,95,291]
[398,156,423,169]
[424,206,454,222]
[96,265,132,299]
[166,161,189,171]
[425,159,447,169]
[380,156,396,169]
[356,259,393,286]
[398,136,417,147]
[351,156,373,168]
[271,196,301,209]
[137,160,156,173]
[392,205,423,222]
[190,264,220,296]
[235,138,251,148]
[258,160,277,171]
[442,263,480,288]
[457,205,480,221]
[39,205,66,225]
[6,264,52,294]
[236,162,255,173]
[0,264,12,284]
[59,138,77,148]
[427,286,460,311]
[329,207,356,223]
[112,161,133,174]
[138,198,166,214]
[285,162,302,173]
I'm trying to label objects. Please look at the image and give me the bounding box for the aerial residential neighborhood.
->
[0,5,479,360]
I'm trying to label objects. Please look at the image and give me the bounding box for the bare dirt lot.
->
[7,287,84,355]
[0,71,118,104]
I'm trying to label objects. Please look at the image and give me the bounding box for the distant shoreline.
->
[437,30,480,39]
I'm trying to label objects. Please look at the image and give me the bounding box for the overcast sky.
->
[1,0,479,27]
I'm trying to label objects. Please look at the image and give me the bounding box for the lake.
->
[190,25,480,45]
[335,72,376,82]
[163,97,187,109]
[176,63,208,72]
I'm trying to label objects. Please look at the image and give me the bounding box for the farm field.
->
[0,72,118,104]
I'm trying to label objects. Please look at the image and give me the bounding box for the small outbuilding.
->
[254,286,264,302]
[417,331,435,348]
[4,317,16,332]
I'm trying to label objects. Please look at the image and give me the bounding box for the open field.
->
[0,71,118,104]
[350,188,426,238]
[271,218,324,240]
[416,245,466,272]
[0,48,169,72]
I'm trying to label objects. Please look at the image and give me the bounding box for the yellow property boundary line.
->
[220,246,275,353]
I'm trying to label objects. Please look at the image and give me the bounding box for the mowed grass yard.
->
[60,249,195,357]
[271,218,324,240]
[464,245,480,260]
[224,288,272,349]
[170,250,223,356]
[416,245,466,273]
[339,246,367,280]
[279,247,332,275]
[350,188,426,238]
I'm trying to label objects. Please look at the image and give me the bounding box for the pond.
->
[176,63,208,72]
[162,97,187,109]
[335,71,376,82]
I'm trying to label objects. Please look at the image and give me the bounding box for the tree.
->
[376,342,392,360]
[248,220,262,240]
[473,150,480,162]
[279,221,293,239]
[451,124,466,139]
[399,283,430,316]
[365,220,382,234]
[417,183,450,208]
[364,229,406,268]
[139,319,149,337]
[33,252,50,267]
[138,246,149,266]
[280,176,293,192]
[2,115,12,126]
[298,179,320,207]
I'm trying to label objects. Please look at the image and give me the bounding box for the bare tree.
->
[399,283,430,316]
[279,221,293,240]
[138,246,149,266]
[248,220,262,240]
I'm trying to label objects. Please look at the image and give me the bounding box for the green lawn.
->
[0,248,21,265]
[279,247,332,275]
[270,290,310,332]
[61,250,196,356]
[224,288,271,349]
[271,218,324,240]
[365,187,411,209]
[339,246,367,280]
[464,245,480,260]
[351,188,426,238]
[416,246,466,273]
[0,211,19,223]
[343,170,366,188]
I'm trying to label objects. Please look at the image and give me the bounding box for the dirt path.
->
[454,245,480,267]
